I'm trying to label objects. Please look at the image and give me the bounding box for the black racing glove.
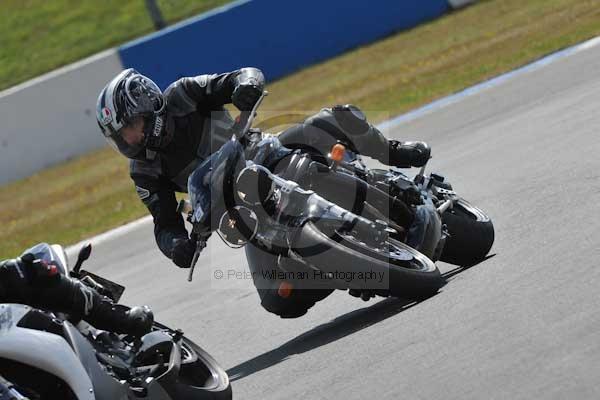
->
[232,67,265,111]
[171,238,197,269]
[388,140,431,168]
[121,305,154,337]
[406,141,431,167]
[71,285,154,337]
[232,85,262,111]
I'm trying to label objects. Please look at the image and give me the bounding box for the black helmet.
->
[96,69,169,159]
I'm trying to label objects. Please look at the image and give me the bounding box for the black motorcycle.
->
[181,92,494,307]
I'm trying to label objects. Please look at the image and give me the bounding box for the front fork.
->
[414,161,457,260]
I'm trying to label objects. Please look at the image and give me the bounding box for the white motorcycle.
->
[0,243,231,400]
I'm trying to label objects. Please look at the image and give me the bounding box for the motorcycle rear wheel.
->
[439,198,495,266]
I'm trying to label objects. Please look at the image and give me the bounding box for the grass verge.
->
[1,0,600,258]
[0,0,232,92]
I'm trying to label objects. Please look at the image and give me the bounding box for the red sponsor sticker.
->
[100,107,113,125]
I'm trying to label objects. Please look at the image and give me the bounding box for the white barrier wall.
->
[0,0,478,186]
[0,50,123,185]
[448,0,476,8]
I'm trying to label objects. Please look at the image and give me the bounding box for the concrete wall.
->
[0,50,123,184]
[448,0,477,8]
[118,0,450,89]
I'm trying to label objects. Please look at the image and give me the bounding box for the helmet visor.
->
[103,117,144,158]
[105,128,144,159]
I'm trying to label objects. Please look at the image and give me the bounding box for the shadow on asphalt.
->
[227,254,496,381]
[227,296,420,381]
[442,253,496,281]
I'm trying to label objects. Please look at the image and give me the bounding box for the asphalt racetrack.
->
[69,40,600,399]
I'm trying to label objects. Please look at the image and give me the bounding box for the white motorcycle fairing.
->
[0,303,96,400]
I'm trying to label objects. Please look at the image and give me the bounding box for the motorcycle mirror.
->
[73,243,92,275]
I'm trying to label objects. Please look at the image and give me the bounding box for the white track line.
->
[67,34,600,254]
[66,216,153,254]
[0,49,118,99]
[378,35,600,131]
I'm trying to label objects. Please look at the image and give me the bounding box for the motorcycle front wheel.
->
[294,222,445,300]
[152,322,232,400]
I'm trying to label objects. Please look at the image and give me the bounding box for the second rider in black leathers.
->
[96,68,430,317]
[0,252,153,336]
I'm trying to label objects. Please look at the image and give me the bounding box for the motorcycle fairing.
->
[188,139,246,226]
[21,242,68,276]
[0,304,96,400]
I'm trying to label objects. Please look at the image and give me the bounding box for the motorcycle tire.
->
[153,322,232,400]
[439,198,495,266]
[295,222,445,299]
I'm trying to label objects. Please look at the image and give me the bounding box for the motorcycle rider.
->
[95,68,430,316]
[0,252,154,337]
[96,68,430,267]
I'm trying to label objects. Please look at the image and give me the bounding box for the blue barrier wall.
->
[119,0,449,89]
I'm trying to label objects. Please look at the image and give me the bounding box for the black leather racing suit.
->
[130,69,259,262]
[130,69,430,266]
[0,255,152,336]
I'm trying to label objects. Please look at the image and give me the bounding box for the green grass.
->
[0,0,232,92]
[1,0,600,258]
